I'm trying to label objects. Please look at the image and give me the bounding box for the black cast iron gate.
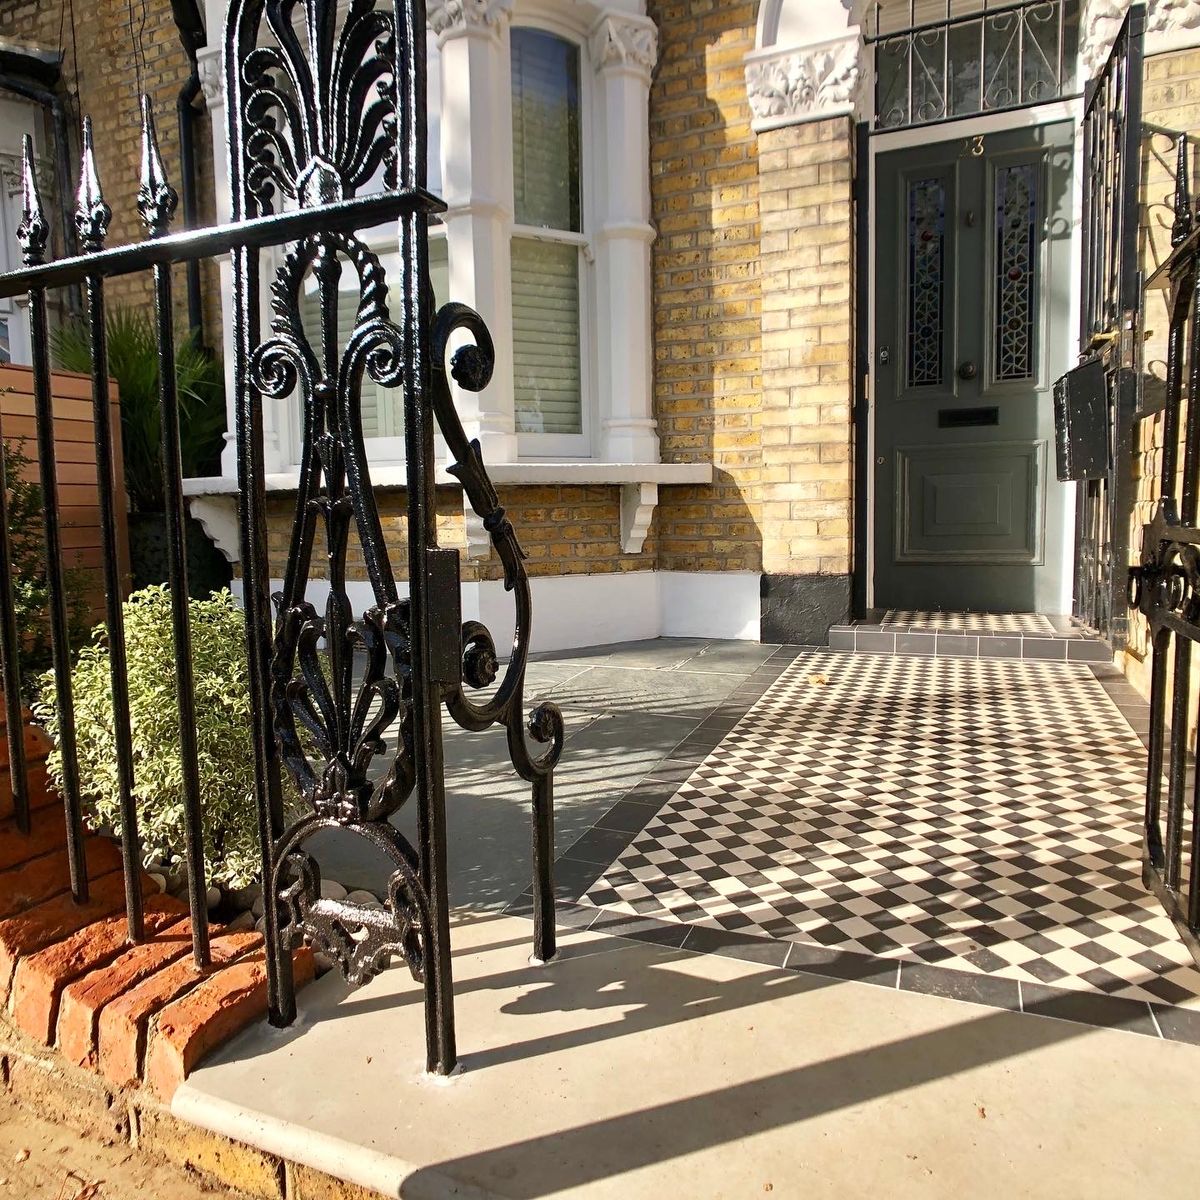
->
[1131,128,1200,965]
[1070,4,1144,647]
[0,0,561,1076]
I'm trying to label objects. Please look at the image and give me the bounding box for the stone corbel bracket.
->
[620,482,657,555]
[1083,0,1200,74]
[188,495,240,564]
[745,33,861,133]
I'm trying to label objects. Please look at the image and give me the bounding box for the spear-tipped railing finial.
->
[137,95,178,238]
[16,135,50,267]
[1172,132,1193,249]
[75,117,112,254]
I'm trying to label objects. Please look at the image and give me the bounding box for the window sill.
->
[183,461,712,561]
[182,461,712,496]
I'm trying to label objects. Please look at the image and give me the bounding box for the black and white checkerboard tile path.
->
[574,650,1200,1040]
[882,611,1056,634]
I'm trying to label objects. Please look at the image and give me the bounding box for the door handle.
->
[957,361,978,380]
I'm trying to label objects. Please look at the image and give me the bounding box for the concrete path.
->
[177,911,1200,1200]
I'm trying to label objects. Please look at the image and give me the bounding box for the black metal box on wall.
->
[1053,357,1110,481]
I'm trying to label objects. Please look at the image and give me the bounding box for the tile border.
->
[827,624,1112,663]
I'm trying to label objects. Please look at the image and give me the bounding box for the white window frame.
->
[508,14,597,460]
[0,95,44,368]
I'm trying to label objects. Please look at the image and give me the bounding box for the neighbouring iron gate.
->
[1130,125,1200,964]
[1069,4,1144,647]
[0,0,561,1076]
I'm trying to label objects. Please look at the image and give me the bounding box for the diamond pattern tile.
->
[882,611,1056,633]
[583,652,1200,1008]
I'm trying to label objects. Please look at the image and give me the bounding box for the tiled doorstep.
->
[510,646,1196,1046]
[827,625,1113,663]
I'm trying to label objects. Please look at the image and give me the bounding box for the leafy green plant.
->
[51,307,226,513]
[2,438,91,694]
[34,585,264,888]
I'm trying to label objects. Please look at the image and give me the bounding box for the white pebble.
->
[147,873,167,894]
[255,916,267,933]
[205,886,222,910]
[345,889,383,907]
[320,879,348,901]
[227,910,255,932]
[252,895,265,918]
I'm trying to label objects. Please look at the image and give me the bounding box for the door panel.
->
[897,441,1042,561]
[873,122,1074,613]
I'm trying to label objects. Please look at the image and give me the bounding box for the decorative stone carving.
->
[620,482,657,555]
[590,13,658,76]
[745,36,859,129]
[1083,0,1200,73]
[428,0,511,37]
[196,47,224,107]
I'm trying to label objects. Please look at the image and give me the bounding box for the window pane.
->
[512,238,581,435]
[511,28,581,232]
[297,241,449,441]
[0,318,9,365]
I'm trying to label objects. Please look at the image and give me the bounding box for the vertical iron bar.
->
[77,117,143,940]
[17,139,87,899]
[531,773,556,965]
[0,420,28,833]
[401,0,456,1077]
[138,98,209,967]
[1145,633,1169,869]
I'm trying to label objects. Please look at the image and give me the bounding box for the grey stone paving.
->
[306,638,781,908]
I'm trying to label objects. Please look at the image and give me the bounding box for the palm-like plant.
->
[52,307,226,513]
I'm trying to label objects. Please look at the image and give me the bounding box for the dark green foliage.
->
[51,306,226,513]
[1,439,90,694]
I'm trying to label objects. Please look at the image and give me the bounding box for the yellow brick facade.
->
[0,0,222,342]
[1119,44,1200,710]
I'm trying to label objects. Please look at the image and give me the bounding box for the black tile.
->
[1067,640,1113,664]
[564,827,637,865]
[828,629,855,651]
[682,924,789,967]
[623,780,680,808]
[899,962,1020,1010]
[593,800,661,835]
[1152,1003,1200,1045]
[1020,983,1159,1036]
[551,855,609,901]
[1022,637,1067,661]
[645,758,698,784]
[783,941,898,987]
[977,635,1023,659]
[589,911,691,948]
[935,633,977,658]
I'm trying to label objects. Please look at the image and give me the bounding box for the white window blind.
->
[299,238,449,440]
[510,28,584,439]
[512,240,581,435]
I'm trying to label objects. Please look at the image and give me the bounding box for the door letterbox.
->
[1053,358,1109,482]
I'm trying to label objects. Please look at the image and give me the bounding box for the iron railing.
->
[1130,129,1200,965]
[1071,5,1144,648]
[0,0,561,1076]
[865,0,1081,131]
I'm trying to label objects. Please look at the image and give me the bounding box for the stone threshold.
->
[826,623,1113,663]
[174,911,1200,1200]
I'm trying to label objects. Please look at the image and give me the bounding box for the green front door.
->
[873,122,1074,613]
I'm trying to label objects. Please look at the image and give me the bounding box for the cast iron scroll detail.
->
[225,0,561,1072]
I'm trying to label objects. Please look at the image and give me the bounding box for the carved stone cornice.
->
[590,12,658,78]
[428,0,512,40]
[745,34,860,131]
[1082,0,1200,73]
